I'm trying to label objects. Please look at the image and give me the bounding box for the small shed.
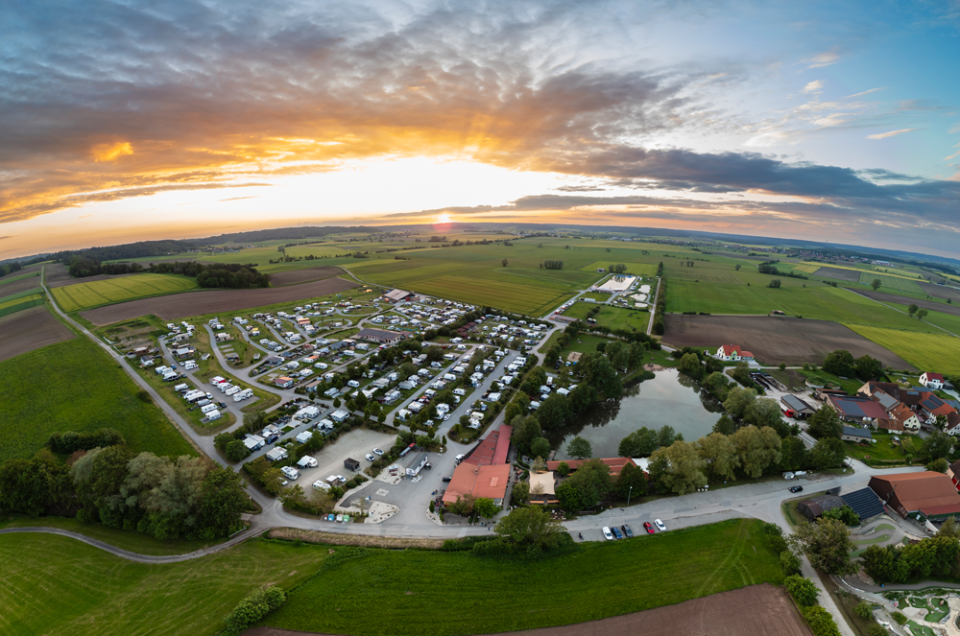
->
[841,426,873,443]
[344,457,360,471]
[797,494,845,521]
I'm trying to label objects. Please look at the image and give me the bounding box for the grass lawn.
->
[0,516,229,556]
[908,620,937,636]
[844,324,960,375]
[0,338,195,462]
[561,334,613,355]
[51,274,198,312]
[0,534,325,636]
[843,432,923,466]
[859,272,925,295]
[796,369,865,394]
[267,519,783,636]
[563,302,651,332]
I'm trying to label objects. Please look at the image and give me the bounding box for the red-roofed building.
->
[716,345,755,362]
[442,425,513,508]
[546,457,638,477]
[869,472,960,520]
[921,372,945,390]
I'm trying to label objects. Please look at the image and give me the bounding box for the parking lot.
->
[290,427,396,491]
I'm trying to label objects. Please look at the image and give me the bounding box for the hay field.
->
[51,274,198,312]
[858,271,924,294]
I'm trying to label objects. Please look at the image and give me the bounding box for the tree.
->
[744,398,788,436]
[712,414,737,436]
[723,386,757,420]
[778,435,808,472]
[529,437,551,461]
[696,433,740,481]
[447,495,475,516]
[556,459,612,511]
[512,415,542,454]
[198,466,249,537]
[854,601,872,619]
[804,606,842,636]
[703,371,731,399]
[735,264,741,271]
[677,352,704,380]
[510,481,530,506]
[788,517,857,575]
[501,258,508,267]
[807,407,843,439]
[649,441,707,495]
[474,497,500,519]
[922,430,953,461]
[224,440,250,463]
[768,278,782,288]
[908,303,919,318]
[822,350,855,377]
[809,438,845,469]
[731,425,781,478]
[618,427,660,457]
[926,457,949,473]
[657,425,679,448]
[871,278,882,291]
[566,436,592,459]
[917,308,928,321]
[781,550,803,576]
[531,456,547,472]
[615,462,647,500]
[854,355,883,381]
[784,575,820,606]
[536,394,573,430]
[556,461,570,477]
[494,506,567,549]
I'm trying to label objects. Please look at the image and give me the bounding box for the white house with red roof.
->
[921,372,945,390]
[716,345,755,362]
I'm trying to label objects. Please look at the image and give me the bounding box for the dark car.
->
[621,524,634,538]
[265,434,279,445]
[789,485,803,493]
[442,477,452,483]
[611,526,623,540]
[643,521,654,534]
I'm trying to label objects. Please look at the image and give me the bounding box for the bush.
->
[854,601,872,619]
[803,605,841,636]
[223,585,286,634]
[781,550,802,577]
[892,612,907,625]
[47,428,125,454]
[784,575,819,606]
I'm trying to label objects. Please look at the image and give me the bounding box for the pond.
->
[546,369,723,460]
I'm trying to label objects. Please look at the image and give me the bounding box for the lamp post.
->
[627,485,633,507]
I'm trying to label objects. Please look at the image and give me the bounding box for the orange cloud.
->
[91,141,134,162]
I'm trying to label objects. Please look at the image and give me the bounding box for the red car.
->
[643,522,654,534]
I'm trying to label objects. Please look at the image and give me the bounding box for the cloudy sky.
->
[2,0,959,259]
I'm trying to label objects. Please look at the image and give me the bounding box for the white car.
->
[602,526,614,541]
[365,454,376,462]
[654,519,667,532]
[372,448,384,456]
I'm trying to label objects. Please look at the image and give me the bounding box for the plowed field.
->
[82,277,358,325]
[269,266,345,286]
[664,313,915,368]
[0,305,74,363]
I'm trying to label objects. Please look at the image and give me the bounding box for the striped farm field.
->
[0,292,45,318]
[844,324,960,374]
[51,274,198,312]
[858,271,924,294]
[408,275,569,314]
[790,263,823,274]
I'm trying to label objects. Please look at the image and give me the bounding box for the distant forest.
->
[66,256,270,289]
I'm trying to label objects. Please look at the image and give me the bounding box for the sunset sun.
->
[436,213,451,224]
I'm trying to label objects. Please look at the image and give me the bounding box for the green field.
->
[0,534,325,636]
[0,292,45,317]
[887,303,960,335]
[402,275,569,315]
[0,286,43,303]
[844,324,960,374]
[563,301,650,331]
[51,274,198,312]
[859,271,924,294]
[0,271,40,286]
[267,519,782,636]
[0,338,195,462]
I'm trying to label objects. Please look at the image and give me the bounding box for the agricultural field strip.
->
[0,271,40,286]
[844,324,960,375]
[52,274,198,312]
[0,295,46,319]
[0,285,43,303]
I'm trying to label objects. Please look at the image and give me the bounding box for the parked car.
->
[789,485,803,493]
[621,524,634,538]
[643,522,654,534]
[654,519,667,532]
[365,454,376,462]
[611,526,623,540]
[442,477,452,483]
[372,448,384,456]
[602,527,614,541]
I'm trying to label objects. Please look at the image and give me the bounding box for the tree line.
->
[66,255,270,288]
[0,260,24,278]
[541,260,563,270]
[758,260,808,279]
[0,433,248,540]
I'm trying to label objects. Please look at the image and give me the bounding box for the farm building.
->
[796,494,845,521]
[841,426,873,443]
[921,372,945,390]
[885,403,921,433]
[356,327,405,345]
[715,345,754,362]
[442,424,513,507]
[869,473,960,520]
[828,396,889,424]
[781,395,815,418]
[546,457,638,477]
[384,289,413,303]
[840,488,885,521]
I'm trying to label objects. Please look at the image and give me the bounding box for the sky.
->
[1,0,959,259]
